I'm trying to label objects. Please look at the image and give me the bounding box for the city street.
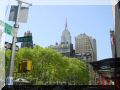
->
[0,0,120,90]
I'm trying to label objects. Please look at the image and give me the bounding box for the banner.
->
[9,6,29,23]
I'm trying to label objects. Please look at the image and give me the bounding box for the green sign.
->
[0,20,13,36]
[17,36,32,42]
[5,23,13,36]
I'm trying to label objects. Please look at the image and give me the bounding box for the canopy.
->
[89,58,120,79]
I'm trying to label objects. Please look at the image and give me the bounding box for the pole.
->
[6,1,22,85]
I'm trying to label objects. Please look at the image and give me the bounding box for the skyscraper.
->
[61,19,71,44]
[75,33,97,85]
[49,19,74,57]
[75,33,97,61]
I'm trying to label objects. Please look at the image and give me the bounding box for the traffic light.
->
[22,60,32,72]
[5,41,19,51]
[18,60,32,73]
[26,60,32,71]
[5,42,12,50]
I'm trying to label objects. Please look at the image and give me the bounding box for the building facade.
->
[49,20,74,57]
[61,20,71,44]
[49,43,74,57]
[113,1,120,57]
[75,33,97,85]
[75,33,97,61]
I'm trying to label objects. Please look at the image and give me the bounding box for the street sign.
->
[5,23,13,36]
[0,20,13,36]
[17,36,32,42]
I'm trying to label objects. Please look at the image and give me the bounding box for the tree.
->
[5,45,89,85]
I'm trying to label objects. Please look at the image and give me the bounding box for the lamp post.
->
[6,1,22,85]
[6,0,32,85]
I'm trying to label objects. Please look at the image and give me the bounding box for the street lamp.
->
[6,0,32,85]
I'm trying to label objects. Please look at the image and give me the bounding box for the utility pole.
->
[6,0,32,85]
[6,0,22,85]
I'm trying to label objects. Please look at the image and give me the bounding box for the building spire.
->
[65,18,68,30]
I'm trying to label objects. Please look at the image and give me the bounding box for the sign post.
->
[6,0,32,85]
[6,1,22,85]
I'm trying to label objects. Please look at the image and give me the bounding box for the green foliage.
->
[5,50,11,77]
[5,46,89,85]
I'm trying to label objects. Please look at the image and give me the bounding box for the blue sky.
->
[6,5,114,60]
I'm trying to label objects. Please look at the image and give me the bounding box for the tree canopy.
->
[5,45,89,85]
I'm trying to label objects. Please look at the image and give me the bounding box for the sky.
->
[5,5,114,60]
[5,0,115,5]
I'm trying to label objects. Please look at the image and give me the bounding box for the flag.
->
[110,30,115,58]
[110,31,115,45]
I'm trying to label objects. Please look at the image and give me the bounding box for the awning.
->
[89,58,120,79]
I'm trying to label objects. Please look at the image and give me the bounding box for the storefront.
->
[90,58,120,89]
